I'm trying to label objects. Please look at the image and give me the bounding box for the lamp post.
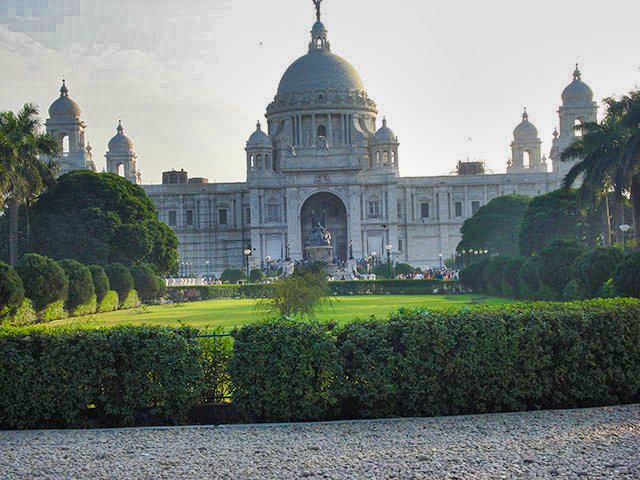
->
[243,248,252,280]
[205,260,210,279]
[619,224,631,253]
[385,244,393,279]
[438,253,443,269]
[286,243,291,261]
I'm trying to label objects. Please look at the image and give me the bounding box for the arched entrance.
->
[300,192,348,261]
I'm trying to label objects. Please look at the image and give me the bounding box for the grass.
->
[47,294,513,332]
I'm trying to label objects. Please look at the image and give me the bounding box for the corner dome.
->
[513,109,538,139]
[48,80,81,119]
[277,50,365,97]
[373,118,397,143]
[562,66,593,104]
[108,121,134,152]
[247,121,270,147]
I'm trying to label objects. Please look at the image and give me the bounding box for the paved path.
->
[1,404,639,479]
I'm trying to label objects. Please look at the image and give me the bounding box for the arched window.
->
[317,125,327,138]
[250,155,255,170]
[265,154,271,170]
[382,151,390,166]
[523,150,531,168]
[256,154,263,170]
[375,151,381,167]
[116,164,124,177]
[391,151,396,166]
[574,118,584,138]
[169,173,178,184]
[62,134,69,155]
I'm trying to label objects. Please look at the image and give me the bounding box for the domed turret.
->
[513,109,539,140]
[48,80,81,119]
[371,118,399,170]
[562,65,594,105]
[246,121,270,147]
[373,118,397,144]
[245,121,273,177]
[508,109,545,173]
[108,120,134,152]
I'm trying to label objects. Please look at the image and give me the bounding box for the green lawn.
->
[48,295,513,332]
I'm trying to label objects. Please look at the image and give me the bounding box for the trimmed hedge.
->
[106,263,134,301]
[38,299,68,322]
[98,290,119,313]
[88,265,110,302]
[0,262,25,318]
[229,299,640,422]
[0,325,202,429]
[120,290,141,309]
[5,299,37,326]
[70,295,98,317]
[58,259,95,310]
[16,253,68,311]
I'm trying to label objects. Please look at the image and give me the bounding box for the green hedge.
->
[229,299,640,422]
[98,290,119,313]
[70,295,98,317]
[167,279,457,302]
[120,290,141,309]
[3,299,36,326]
[0,325,202,429]
[38,299,68,322]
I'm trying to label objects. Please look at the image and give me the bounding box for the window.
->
[168,210,177,226]
[382,151,390,166]
[317,125,327,138]
[368,201,381,219]
[266,204,280,222]
[471,201,480,215]
[218,208,228,225]
[245,207,251,225]
[420,202,430,219]
[256,154,263,170]
[454,202,462,217]
[185,209,194,226]
[397,202,402,220]
[398,239,403,253]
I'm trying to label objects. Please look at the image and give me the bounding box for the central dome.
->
[277,49,365,96]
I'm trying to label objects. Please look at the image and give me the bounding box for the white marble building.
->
[45,6,597,275]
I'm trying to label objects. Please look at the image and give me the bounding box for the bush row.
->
[0,254,164,325]
[167,279,458,302]
[460,242,640,301]
[229,298,640,422]
[2,299,639,427]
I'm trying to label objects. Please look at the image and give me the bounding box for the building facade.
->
[46,7,597,275]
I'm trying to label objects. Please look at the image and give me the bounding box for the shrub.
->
[58,259,95,310]
[537,239,584,296]
[573,247,624,298]
[518,256,541,298]
[88,265,110,302]
[70,295,98,317]
[221,269,246,284]
[98,290,119,312]
[0,262,24,318]
[459,257,491,292]
[502,257,525,298]
[120,290,141,309]
[613,252,640,298]
[482,256,511,296]
[199,330,234,404]
[7,299,36,326]
[394,263,415,275]
[249,269,265,283]
[106,263,134,301]
[16,253,68,311]
[131,263,165,302]
[38,299,68,322]
[229,319,340,422]
[0,325,202,429]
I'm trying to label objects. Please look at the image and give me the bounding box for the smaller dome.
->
[312,20,327,35]
[247,121,270,147]
[562,65,593,104]
[48,80,81,118]
[513,109,538,139]
[373,118,397,143]
[108,120,134,152]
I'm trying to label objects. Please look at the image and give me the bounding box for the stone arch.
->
[300,191,348,261]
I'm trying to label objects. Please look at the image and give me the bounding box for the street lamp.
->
[619,224,631,253]
[286,243,291,261]
[438,253,443,269]
[205,260,210,279]
[243,248,252,281]
[385,244,393,279]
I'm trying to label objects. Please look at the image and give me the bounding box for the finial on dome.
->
[312,0,323,21]
[553,127,559,139]
[117,119,123,134]
[60,78,69,97]
[256,121,262,131]
[573,63,581,81]
[522,108,528,122]
[382,117,387,127]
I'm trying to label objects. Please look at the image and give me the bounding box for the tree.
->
[501,257,525,299]
[221,269,246,284]
[573,247,624,298]
[613,252,640,297]
[256,263,332,318]
[0,104,60,266]
[105,263,134,302]
[25,171,178,274]
[482,256,511,297]
[518,256,541,298]
[619,90,640,246]
[537,239,585,297]
[88,265,110,302]
[58,259,95,310]
[0,261,25,317]
[131,263,166,302]
[15,253,68,310]
[459,257,491,292]
[457,195,531,257]
[249,268,265,284]
[518,189,599,257]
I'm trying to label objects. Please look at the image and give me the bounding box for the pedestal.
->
[304,245,334,264]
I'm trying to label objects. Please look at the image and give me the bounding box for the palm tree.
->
[0,103,60,266]
[619,90,640,245]
[561,98,628,246]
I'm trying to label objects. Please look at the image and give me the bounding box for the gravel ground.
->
[1,404,639,479]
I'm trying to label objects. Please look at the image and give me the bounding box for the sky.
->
[1,0,640,183]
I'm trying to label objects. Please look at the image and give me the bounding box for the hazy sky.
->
[2,0,639,183]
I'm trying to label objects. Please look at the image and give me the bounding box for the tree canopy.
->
[25,171,178,274]
[457,194,531,257]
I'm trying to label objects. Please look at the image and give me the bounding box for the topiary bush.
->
[130,263,165,303]
[0,262,25,319]
[229,319,341,422]
[70,295,97,317]
[220,269,246,284]
[0,325,202,429]
[15,253,68,311]
[7,299,36,326]
[58,259,95,310]
[105,263,134,301]
[98,290,119,312]
[120,290,141,309]
[88,265,110,302]
[613,252,640,298]
[249,268,265,284]
[38,299,68,322]
[502,257,525,298]
[537,239,585,297]
[482,256,511,297]
[573,247,624,298]
[518,256,541,299]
